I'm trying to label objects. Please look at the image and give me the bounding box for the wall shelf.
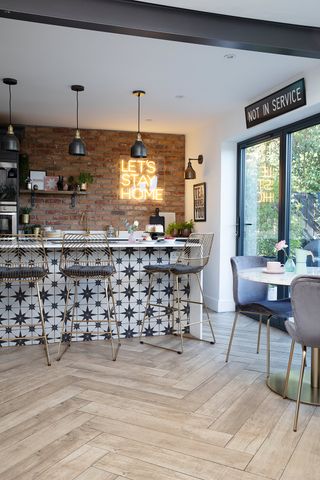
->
[20,190,87,195]
[20,189,87,207]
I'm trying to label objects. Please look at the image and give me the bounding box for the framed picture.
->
[44,175,59,191]
[193,182,206,222]
[29,170,46,191]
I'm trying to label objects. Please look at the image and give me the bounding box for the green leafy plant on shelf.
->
[20,206,32,225]
[77,172,94,190]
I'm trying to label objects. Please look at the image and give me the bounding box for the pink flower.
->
[275,240,288,252]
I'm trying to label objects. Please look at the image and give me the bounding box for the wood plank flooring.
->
[0,312,319,480]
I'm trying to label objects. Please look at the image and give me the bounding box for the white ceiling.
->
[136,0,320,27]
[0,1,319,134]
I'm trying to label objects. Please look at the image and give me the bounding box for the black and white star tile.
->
[0,247,190,346]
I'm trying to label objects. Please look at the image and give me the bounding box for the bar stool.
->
[0,234,51,365]
[139,233,215,354]
[57,233,120,361]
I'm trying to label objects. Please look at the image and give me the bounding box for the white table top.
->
[239,266,320,286]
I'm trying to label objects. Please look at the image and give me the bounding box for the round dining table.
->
[239,265,320,405]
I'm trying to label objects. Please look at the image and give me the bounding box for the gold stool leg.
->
[105,278,115,360]
[225,311,240,362]
[56,279,72,361]
[293,345,307,432]
[283,339,295,398]
[195,273,215,344]
[266,315,272,378]
[69,280,78,344]
[169,272,175,332]
[105,278,120,361]
[139,272,154,343]
[175,274,184,354]
[257,314,262,354]
[36,282,51,366]
[108,277,121,348]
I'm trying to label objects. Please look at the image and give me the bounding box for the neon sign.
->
[258,165,275,203]
[120,159,164,200]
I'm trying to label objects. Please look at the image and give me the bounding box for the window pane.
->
[243,138,280,256]
[290,124,320,253]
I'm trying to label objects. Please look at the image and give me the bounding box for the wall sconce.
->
[184,154,203,180]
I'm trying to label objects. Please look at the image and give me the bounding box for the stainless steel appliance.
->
[0,155,19,234]
[0,161,18,205]
[0,205,17,234]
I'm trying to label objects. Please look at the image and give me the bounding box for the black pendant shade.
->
[131,90,147,158]
[69,85,86,156]
[184,155,204,180]
[2,78,20,152]
[69,130,86,156]
[131,133,147,158]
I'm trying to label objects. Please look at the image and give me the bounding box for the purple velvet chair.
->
[283,275,320,431]
[226,256,292,377]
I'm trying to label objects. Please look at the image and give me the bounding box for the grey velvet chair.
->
[139,233,215,354]
[225,256,292,376]
[57,233,120,362]
[283,275,320,431]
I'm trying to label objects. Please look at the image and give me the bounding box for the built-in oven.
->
[0,161,18,205]
[0,205,17,234]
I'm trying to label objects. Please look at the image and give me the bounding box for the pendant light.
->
[69,84,86,156]
[2,78,20,152]
[184,155,204,180]
[131,90,147,158]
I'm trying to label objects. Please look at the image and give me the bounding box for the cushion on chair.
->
[62,265,115,278]
[239,298,292,317]
[144,263,203,274]
[144,264,174,273]
[0,266,48,280]
[170,264,204,274]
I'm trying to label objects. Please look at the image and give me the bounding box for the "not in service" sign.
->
[245,78,306,128]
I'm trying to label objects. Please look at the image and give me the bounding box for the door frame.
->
[236,112,320,257]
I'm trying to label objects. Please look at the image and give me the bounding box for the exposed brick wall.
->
[20,126,185,231]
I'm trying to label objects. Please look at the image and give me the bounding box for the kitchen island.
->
[0,239,202,347]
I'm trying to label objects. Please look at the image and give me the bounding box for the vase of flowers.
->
[275,240,295,272]
[124,219,139,242]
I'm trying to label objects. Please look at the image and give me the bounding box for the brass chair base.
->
[267,371,320,406]
[140,332,215,355]
[139,271,216,355]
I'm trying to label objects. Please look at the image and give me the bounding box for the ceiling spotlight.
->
[2,78,20,152]
[185,155,203,180]
[224,53,236,60]
[69,84,86,156]
[131,90,147,158]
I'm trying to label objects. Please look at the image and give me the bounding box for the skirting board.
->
[204,294,235,313]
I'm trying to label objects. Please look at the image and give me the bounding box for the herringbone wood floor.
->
[0,312,319,480]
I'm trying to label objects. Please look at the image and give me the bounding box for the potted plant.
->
[166,222,183,237]
[181,219,194,237]
[77,172,94,191]
[20,207,32,225]
[33,224,41,236]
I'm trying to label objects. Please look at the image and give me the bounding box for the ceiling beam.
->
[1,0,320,58]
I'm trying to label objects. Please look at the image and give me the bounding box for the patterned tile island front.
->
[0,241,197,347]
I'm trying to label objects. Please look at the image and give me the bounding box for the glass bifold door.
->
[237,115,320,261]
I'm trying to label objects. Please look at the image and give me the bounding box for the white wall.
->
[186,64,320,312]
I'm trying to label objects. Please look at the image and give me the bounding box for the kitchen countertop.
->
[43,239,186,249]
